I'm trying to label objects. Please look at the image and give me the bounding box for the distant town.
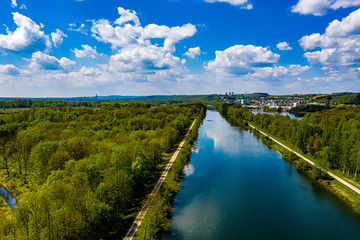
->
[220,92,359,110]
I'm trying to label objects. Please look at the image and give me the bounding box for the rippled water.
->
[162,110,360,240]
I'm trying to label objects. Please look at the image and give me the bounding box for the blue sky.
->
[1,0,360,97]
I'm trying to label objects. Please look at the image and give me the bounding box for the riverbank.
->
[125,115,204,240]
[247,122,360,214]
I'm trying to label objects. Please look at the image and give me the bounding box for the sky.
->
[1,0,360,97]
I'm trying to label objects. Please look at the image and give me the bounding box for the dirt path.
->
[249,124,360,195]
[123,119,197,240]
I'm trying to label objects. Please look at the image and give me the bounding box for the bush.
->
[296,160,312,172]
[312,166,328,180]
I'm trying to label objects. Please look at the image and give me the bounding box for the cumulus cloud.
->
[251,65,310,78]
[185,46,201,58]
[90,6,195,77]
[206,44,280,75]
[28,51,75,71]
[115,7,140,26]
[277,41,292,51]
[108,45,185,73]
[203,0,252,8]
[141,23,197,52]
[0,64,20,76]
[69,66,102,77]
[0,12,51,53]
[73,44,101,59]
[300,9,360,66]
[51,29,67,47]
[91,7,196,51]
[292,0,360,16]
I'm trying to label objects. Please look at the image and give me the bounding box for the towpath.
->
[249,124,360,195]
[123,119,197,240]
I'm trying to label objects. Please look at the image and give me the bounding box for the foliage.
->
[221,103,360,180]
[0,102,205,239]
[296,160,312,172]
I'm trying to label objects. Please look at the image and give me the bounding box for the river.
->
[162,109,360,240]
[250,109,302,119]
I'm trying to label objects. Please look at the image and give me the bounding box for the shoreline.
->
[124,119,198,240]
[128,113,204,240]
[246,123,360,215]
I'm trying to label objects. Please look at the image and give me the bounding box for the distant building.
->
[268,101,276,107]
[292,101,300,107]
[240,99,247,105]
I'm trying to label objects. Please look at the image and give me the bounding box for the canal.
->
[162,109,360,240]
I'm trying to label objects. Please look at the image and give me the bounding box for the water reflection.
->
[163,110,360,240]
[250,109,302,119]
[184,164,195,176]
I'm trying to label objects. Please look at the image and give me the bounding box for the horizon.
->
[1,92,356,100]
[1,0,360,96]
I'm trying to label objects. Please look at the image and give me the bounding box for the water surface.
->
[0,185,16,211]
[163,110,360,240]
[250,108,301,119]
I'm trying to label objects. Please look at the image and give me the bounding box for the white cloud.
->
[51,29,67,47]
[11,0,17,8]
[115,7,140,26]
[108,44,185,73]
[203,0,251,7]
[141,23,197,52]
[91,7,196,51]
[28,51,76,72]
[185,46,201,58]
[304,48,356,66]
[89,6,195,80]
[251,65,310,78]
[0,64,20,76]
[276,41,292,51]
[69,66,101,77]
[68,23,88,35]
[206,44,280,75]
[300,9,360,66]
[0,13,51,53]
[292,0,360,16]
[73,44,101,59]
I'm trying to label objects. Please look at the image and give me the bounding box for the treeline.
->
[135,115,203,239]
[219,103,360,179]
[0,102,205,239]
[316,93,360,105]
[0,99,101,109]
[289,104,330,114]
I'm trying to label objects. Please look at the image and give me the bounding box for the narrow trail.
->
[123,119,197,240]
[249,124,360,195]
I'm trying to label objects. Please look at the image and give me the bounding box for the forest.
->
[0,99,103,109]
[0,102,205,239]
[219,103,360,179]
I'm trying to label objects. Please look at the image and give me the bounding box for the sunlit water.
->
[162,110,360,240]
[250,109,302,119]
